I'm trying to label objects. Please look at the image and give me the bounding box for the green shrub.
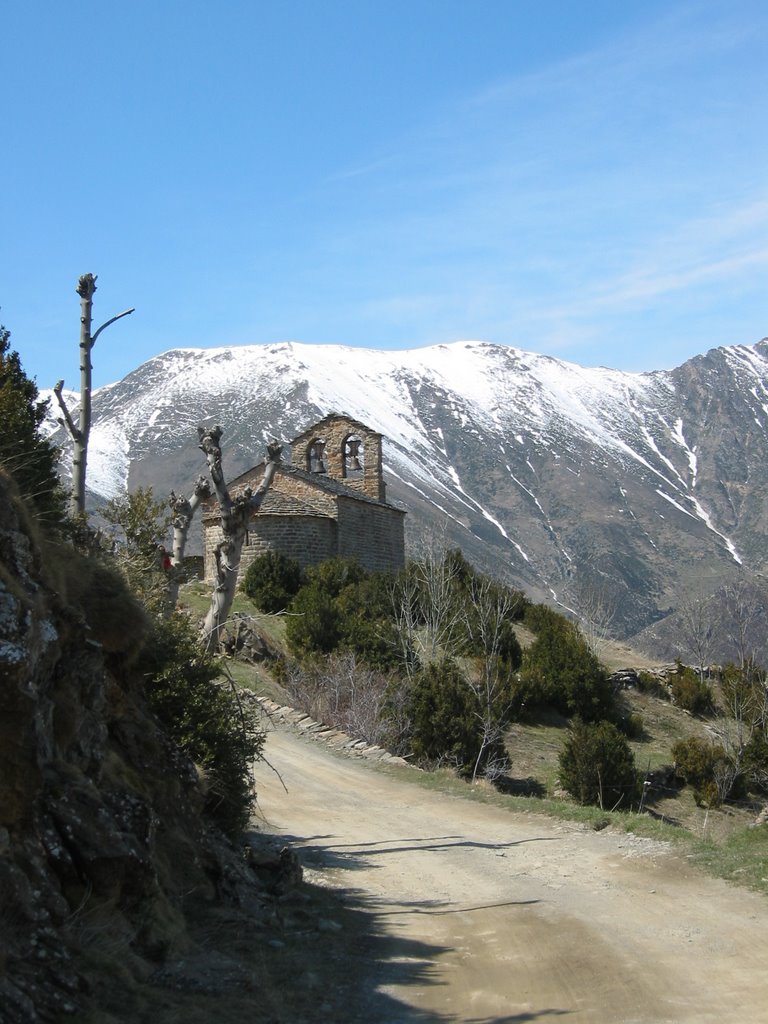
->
[558,719,639,809]
[242,550,303,613]
[139,614,264,836]
[283,562,410,669]
[285,584,342,657]
[616,711,645,740]
[523,603,569,635]
[672,736,730,807]
[339,613,404,671]
[743,729,768,792]
[636,671,670,700]
[332,572,405,670]
[0,325,66,525]
[102,486,171,560]
[668,662,714,715]
[519,618,614,721]
[304,556,366,598]
[407,658,486,775]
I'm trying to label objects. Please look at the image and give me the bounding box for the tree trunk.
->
[53,274,134,518]
[166,476,212,610]
[73,274,97,517]
[199,428,282,651]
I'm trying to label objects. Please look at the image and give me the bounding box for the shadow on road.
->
[226,828,564,1023]
[464,1013,572,1022]
[253,830,562,874]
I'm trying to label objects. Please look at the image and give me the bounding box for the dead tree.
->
[462,574,521,782]
[166,475,213,609]
[198,426,282,651]
[54,274,134,517]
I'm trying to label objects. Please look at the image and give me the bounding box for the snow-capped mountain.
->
[45,338,768,648]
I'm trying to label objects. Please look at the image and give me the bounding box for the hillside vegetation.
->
[198,549,768,889]
[3,325,767,1022]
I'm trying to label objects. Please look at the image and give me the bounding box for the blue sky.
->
[2,0,767,388]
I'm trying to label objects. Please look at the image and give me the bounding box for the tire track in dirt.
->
[254,723,768,1023]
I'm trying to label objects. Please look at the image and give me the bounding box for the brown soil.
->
[249,724,768,1024]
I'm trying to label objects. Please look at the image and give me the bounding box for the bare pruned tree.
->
[54,274,134,517]
[576,579,622,659]
[166,475,213,610]
[676,590,717,682]
[169,475,212,566]
[198,426,282,651]
[462,574,521,782]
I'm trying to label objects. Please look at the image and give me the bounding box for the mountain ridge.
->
[43,338,768,654]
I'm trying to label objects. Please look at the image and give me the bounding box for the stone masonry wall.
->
[336,497,405,573]
[202,514,337,582]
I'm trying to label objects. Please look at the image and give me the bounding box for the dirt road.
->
[254,726,768,1024]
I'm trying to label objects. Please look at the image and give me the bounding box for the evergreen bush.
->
[407,658,485,775]
[668,662,714,715]
[139,614,264,836]
[242,550,303,613]
[285,583,342,656]
[0,325,65,524]
[519,617,615,721]
[672,735,730,807]
[558,719,639,809]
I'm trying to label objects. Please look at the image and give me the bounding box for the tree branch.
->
[52,380,82,442]
[90,307,135,347]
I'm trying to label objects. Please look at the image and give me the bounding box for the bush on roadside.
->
[671,735,731,808]
[407,658,486,776]
[558,719,639,809]
[139,613,264,836]
[519,617,615,722]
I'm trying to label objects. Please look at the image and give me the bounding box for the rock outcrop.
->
[0,470,265,1022]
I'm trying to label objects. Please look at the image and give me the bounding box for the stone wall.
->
[336,497,405,574]
[203,501,405,582]
[234,514,337,579]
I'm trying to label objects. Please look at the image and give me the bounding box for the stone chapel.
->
[201,413,406,582]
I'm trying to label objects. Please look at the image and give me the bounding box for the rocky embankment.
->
[0,471,277,1022]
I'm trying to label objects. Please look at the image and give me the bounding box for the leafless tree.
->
[676,590,717,682]
[462,574,521,782]
[53,274,134,517]
[576,579,621,659]
[387,567,421,679]
[709,663,768,799]
[198,426,282,651]
[412,544,466,663]
[166,475,213,610]
[718,579,767,671]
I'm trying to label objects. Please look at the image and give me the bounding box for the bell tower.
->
[291,414,386,502]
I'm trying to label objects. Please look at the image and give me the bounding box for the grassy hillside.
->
[178,579,768,896]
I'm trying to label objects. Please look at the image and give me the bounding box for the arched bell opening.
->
[307,438,328,474]
[342,433,365,480]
